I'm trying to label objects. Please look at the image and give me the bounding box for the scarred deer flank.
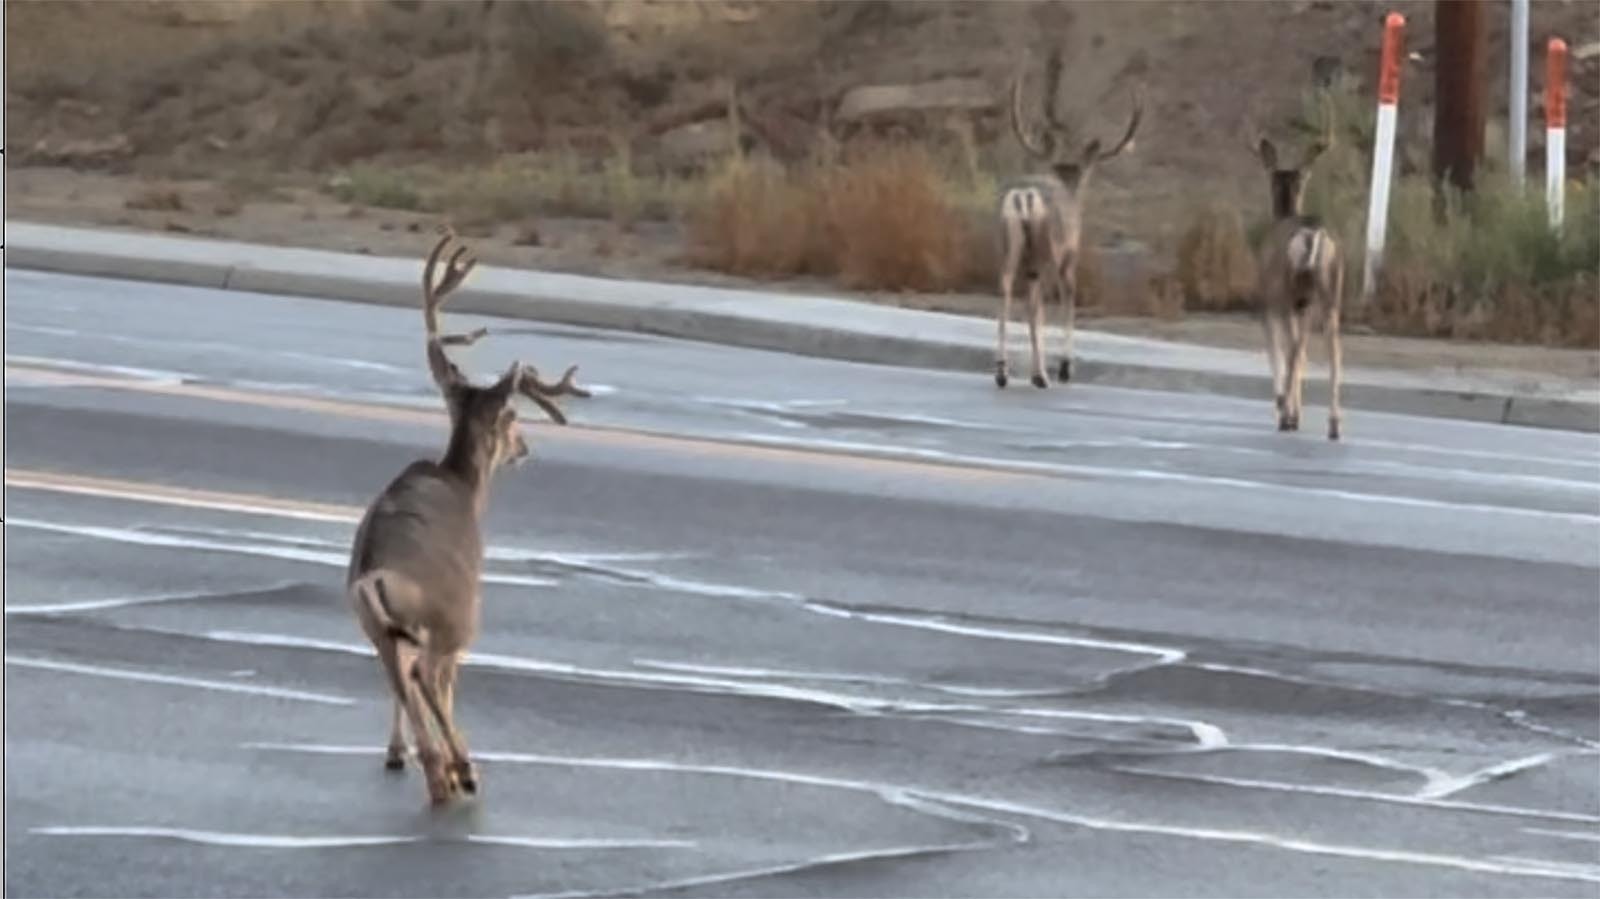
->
[996,49,1143,389]
[1249,130,1345,440]
[346,230,590,804]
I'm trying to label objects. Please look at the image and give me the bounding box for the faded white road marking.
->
[5,656,353,706]
[4,581,302,615]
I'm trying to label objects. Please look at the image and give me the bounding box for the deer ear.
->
[491,362,521,399]
[1258,138,1278,171]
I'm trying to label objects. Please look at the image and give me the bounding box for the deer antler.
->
[1089,84,1144,163]
[420,228,491,392]
[515,364,592,425]
[1009,55,1055,160]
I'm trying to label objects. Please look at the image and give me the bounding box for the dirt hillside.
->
[9,1,1597,245]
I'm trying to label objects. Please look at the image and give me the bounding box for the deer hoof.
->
[384,752,406,771]
[994,362,1008,388]
[1031,374,1048,389]
[1057,359,1072,382]
[1328,418,1342,441]
[450,761,480,796]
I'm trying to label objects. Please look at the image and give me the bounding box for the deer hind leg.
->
[1262,309,1289,429]
[385,700,407,770]
[1325,305,1343,441]
[1284,308,1310,432]
[435,654,478,795]
[1055,255,1077,382]
[1027,279,1048,388]
[411,652,477,796]
[996,223,1025,388]
[381,639,454,803]
[354,575,452,802]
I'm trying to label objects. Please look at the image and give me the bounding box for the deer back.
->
[349,461,486,650]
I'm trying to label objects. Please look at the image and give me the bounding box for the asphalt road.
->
[5,269,1599,898]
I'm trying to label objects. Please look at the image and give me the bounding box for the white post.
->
[1508,0,1529,187]
[1545,37,1568,232]
[1361,13,1406,305]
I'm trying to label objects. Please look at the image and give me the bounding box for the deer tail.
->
[351,571,423,648]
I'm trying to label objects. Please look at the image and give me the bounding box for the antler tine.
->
[1094,83,1144,162]
[520,363,592,399]
[1009,56,1053,160]
[515,363,592,426]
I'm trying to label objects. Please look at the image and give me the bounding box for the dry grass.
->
[1203,83,1600,349]
[689,145,982,292]
[1175,206,1257,313]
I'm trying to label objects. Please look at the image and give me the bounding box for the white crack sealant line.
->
[920,792,1600,885]
[1522,827,1600,843]
[204,629,1218,746]
[1417,752,1571,799]
[730,433,1600,524]
[1199,743,1452,793]
[1111,766,1600,824]
[1485,855,1600,879]
[633,659,1065,700]
[802,600,1186,665]
[5,518,560,589]
[29,827,415,848]
[245,742,1600,885]
[515,842,994,899]
[203,630,1000,719]
[4,656,353,706]
[243,742,1032,846]
[459,835,696,850]
[4,580,303,615]
[28,827,694,852]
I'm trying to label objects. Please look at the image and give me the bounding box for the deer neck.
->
[440,427,497,511]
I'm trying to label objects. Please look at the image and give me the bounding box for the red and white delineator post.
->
[1545,37,1568,232]
[1361,13,1406,305]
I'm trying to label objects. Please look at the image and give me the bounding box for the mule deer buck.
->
[996,49,1142,388]
[1249,129,1345,439]
[346,230,590,804]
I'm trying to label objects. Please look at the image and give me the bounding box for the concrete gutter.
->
[6,221,1597,433]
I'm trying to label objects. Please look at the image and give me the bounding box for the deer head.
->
[1247,113,1330,220]
[1010,48,1144,189]
[420,229,590,479]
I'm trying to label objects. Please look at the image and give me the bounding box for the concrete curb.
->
[6,222,1597,433]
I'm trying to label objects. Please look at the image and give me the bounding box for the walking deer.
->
[996,49,1142,388]
[1250,131,1345,439]
[346,230,590,804]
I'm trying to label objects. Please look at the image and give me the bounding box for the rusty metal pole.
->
[1433,0,1487,192]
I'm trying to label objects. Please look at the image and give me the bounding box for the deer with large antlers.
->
[995,49,1142,388]
[1249,129,1345,439]
[346,230,590,804]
